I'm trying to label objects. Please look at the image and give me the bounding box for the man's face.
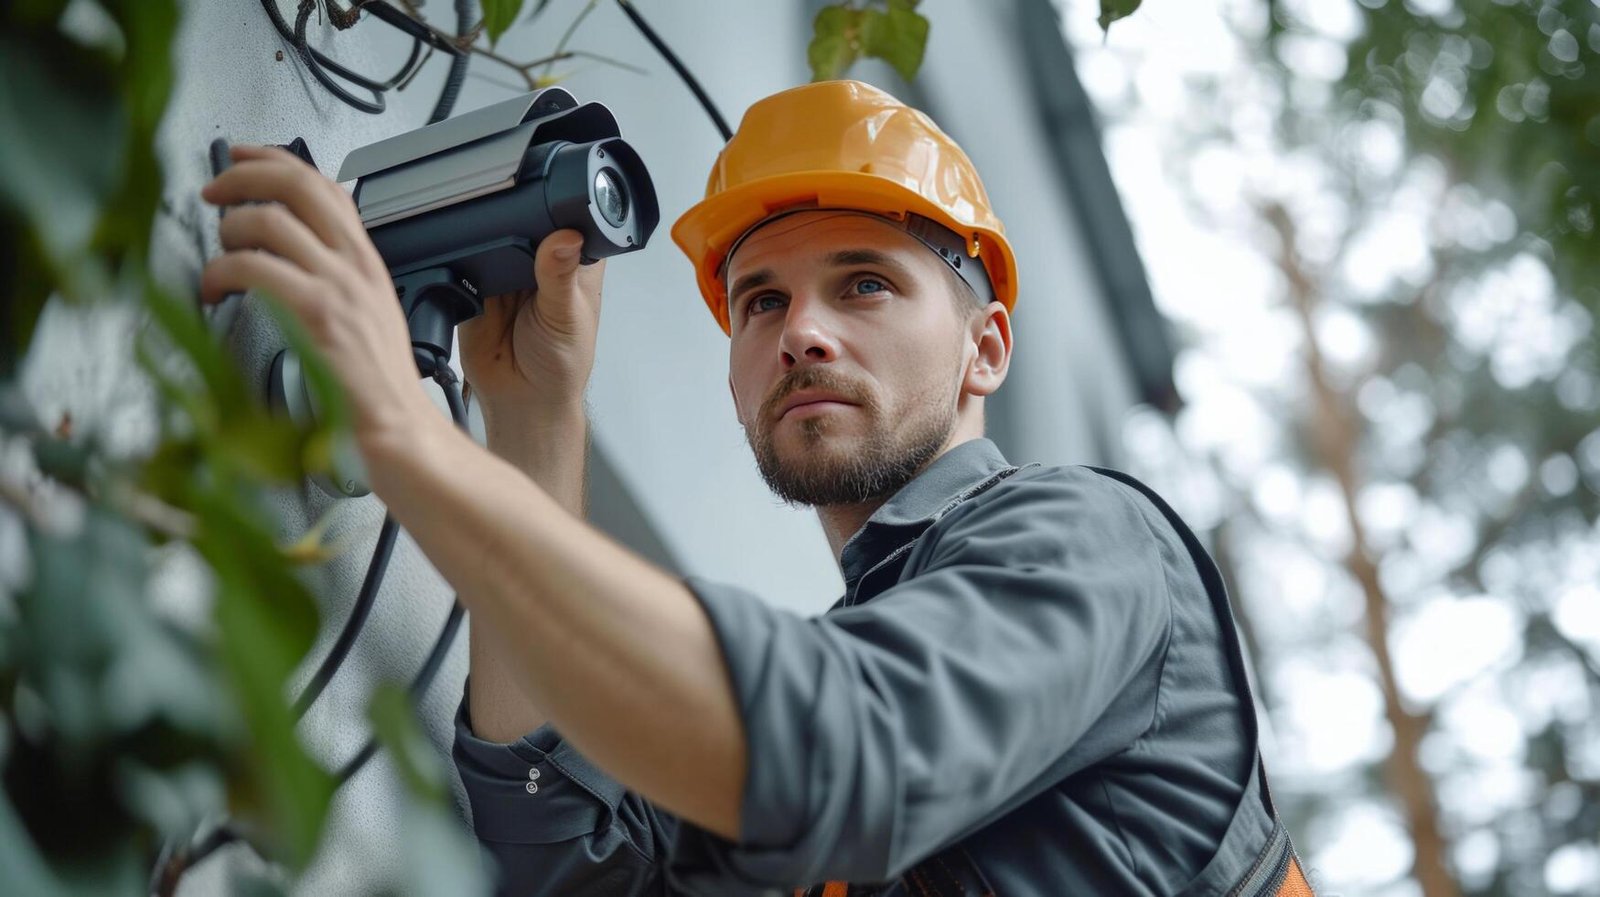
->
[725,211,976,508]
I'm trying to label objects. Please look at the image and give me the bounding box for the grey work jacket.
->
[453,438,1299,896]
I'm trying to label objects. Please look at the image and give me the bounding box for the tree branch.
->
[332,0,645,93]
[1262,199,1462,897]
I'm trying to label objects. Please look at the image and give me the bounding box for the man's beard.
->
[744,366,957,508]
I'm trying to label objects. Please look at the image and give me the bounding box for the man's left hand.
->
[198,143,436,456]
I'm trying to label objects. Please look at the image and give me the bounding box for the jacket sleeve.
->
[665,469,1176,894]
[452,688,679,897]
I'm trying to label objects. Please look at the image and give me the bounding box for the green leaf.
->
[1,1,72,28]
[0,791,65,897]
[1098,0,1141,34]
[91,0,180,262]
[212,409,310,484]
[367,685,446,803]
[0,382,41,435]
[0,34,126,263]
[137,439,203,511]
[142,284,331,486]
[141,283,247,423]
[255,290,351,438]
[861,0,929,82]
[19,508,151,744]
[9,507,162,861]
[0,210,53,378]
[809,4,866,82]
[480,0,525,48]
[193,487,331,869]
[254,288,359,485]
[230,866,290,897]
[369,682,492,896]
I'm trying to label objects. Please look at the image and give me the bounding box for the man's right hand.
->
[458,228,606,428]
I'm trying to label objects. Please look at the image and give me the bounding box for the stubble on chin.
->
[747,384,953,509]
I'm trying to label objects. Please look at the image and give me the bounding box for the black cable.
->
[442,371,469,424]
[294,359,468,739]
[615,0,732,141]
[260,0,427,114]
[292,513,401,719]
[335,600,466,783]
[149,824,244,896]
[427,0,476,124]
[295,0,391,113]
[334,359,471,784]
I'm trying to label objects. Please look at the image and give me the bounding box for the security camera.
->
[339,86,659,375]
[268,87,660,497]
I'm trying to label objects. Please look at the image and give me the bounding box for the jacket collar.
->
[838,437,1014,586]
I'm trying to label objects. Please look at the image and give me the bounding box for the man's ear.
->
[963,301,1012,398]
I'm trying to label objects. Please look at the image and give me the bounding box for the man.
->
[199,80,1313,895]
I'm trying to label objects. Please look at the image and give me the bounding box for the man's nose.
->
[778,295,841,369]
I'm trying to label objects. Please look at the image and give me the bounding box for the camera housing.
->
[339,86,660,375]
[270,88,659,497]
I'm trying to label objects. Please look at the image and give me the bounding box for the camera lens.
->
[593,168,629,227]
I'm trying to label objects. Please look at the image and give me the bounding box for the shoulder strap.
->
[1084,466,1278,818]
[1087,468,1314,897]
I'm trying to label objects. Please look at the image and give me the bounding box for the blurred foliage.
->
[1341,0,1600,340]
[1326,2,1600,617]
[1150,0,1600,894]
[0,0,343,888]
[1329,3,1600,892]
[806,0,1136,83]
[0,0,473,894]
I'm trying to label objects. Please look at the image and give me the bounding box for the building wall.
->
[17,0,1151,892]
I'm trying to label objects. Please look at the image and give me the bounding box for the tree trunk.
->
[1263,203,1460,897]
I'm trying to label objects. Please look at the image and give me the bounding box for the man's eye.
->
[852,277,888,295]
[748,293,786,315]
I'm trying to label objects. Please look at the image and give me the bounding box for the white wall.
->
[444,0,846,618]
[912,0,1143,468]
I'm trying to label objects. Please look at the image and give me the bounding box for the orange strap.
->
[793,884,848,897]
[1276,855,1315,896]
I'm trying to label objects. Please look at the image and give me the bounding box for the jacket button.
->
[528,767,541,781]
[525,781,539,794]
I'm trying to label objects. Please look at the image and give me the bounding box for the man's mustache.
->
[758,368,874,424]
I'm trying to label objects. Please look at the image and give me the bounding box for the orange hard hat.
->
[671,80,1019,335]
